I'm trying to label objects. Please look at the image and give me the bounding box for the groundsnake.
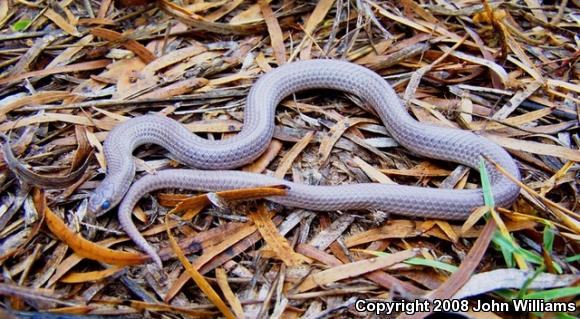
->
[87,60,520,266]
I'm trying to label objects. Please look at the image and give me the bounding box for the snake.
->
[87,60,521,266]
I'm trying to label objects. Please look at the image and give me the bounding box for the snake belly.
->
[89,59,521,266]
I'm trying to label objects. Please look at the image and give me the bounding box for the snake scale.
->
[87,60,520,266]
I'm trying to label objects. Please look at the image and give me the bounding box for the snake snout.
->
[88,185,116,216]
[88,194,105,215]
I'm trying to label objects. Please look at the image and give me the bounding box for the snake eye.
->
[101,200,111,210]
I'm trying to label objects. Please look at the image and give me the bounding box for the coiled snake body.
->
[88,60,520,266]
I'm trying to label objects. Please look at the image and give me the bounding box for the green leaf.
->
[563,254,580,263]
[480,157,516,267]
[479,157,495,207]
[403,257,458,273]
[517,267,544,299]
[363,251,458,273]
[523,287,580,301]
[543,225,555,254]
[493,233,535,263]
[496,236,515,268]
[553,313,578,319]
[11,19,32,32]
[542,225,560,272]
[492,232,565,272]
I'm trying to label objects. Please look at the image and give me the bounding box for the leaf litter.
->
[0,0,578,318]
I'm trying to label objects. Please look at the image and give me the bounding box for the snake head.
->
[88,183,116,216]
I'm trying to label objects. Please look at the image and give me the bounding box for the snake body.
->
[88,60,520,266]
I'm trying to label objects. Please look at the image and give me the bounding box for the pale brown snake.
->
[87,60,520,266]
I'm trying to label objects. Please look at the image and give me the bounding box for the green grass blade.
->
[479,158,560,272]
[517,267,544,299]
[542,225,560,272]
[523,287,580,301]
[403,257,459,273]
[362,251,458,273]
[11,19,31,32]
[563,254,580,263]
[553,313,578,319]
[480,157,515,266]
[479,157,495,207]
[543,225,555,254]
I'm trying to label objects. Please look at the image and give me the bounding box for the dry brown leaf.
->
[46,237,131,287]
[487,157,580,233]
[165,215,236,319]
[259,0,286,65]
[215,268,245,319]
[470,107,552,131]
[168,186,287,217]
[379,161,450,177]
[90,28,155,63]
[434,221,459,243]
[460,206,489,235]
[352,156,396,184]
[138,77,208,99]
[230,2,265,24]
[319,117,376,164]
[160,0,264,35]
[0,113,113,132]
[0,0,8,25]
[164,222,261,303]
[0,189,45,262]
[206,0,245,22]
[304,0,337,35]
[539,161,575,196]
[504,32,544,83]
[0,60,110,86]
[111,300,216,317]
[183,119,242,133]
[1,134,89,188]
[243,140,283,173]
[0,91,72,116]
[298,0,334,59]
[296,244,426,296]
[78,18,114,25]
[48,35,95,69]
[44,207,147,266]
[345,219,537,247]
[59,267,124,283]
[198,70,258,91]
[492,81,543,120]
[485,134,580,162]
[44,8,80,36]
[248,204,305,266]
[297,249,416,292]
[274,131,314,178]
[140,44,206,77]
[96,0,113,18]
[345,220,420,247]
